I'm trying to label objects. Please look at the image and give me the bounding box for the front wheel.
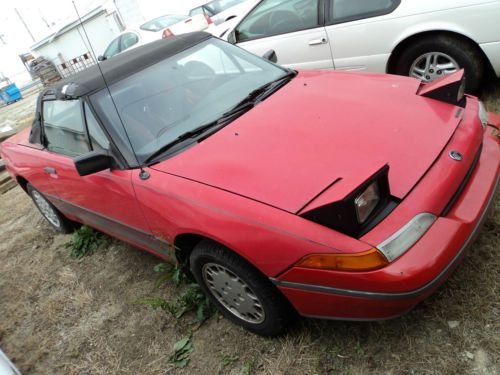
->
[394,35,484,94]
[190,240,296,337]
[27,184,75,233]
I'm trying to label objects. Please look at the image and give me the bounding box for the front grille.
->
[441,143,483,216]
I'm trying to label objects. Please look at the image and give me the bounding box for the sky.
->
[0,0,206,85]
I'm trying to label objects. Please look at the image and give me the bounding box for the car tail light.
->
[295,248,389,272]
[162,28,174,39]
[204,14,213,25]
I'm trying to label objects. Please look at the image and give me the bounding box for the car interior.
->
[237,0,318,41]
[93,42,277,161]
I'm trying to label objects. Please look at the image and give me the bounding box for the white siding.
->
[34,13,122,66]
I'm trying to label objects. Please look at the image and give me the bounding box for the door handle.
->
[44,167,57,175]
[309,37,328,46]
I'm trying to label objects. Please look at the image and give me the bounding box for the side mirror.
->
[74,150,113,176]
[97,55,106,62]
[227,30,237,44]
[262,50,277,63]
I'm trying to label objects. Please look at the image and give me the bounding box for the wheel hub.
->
[202,263,265,324]
[32,191,60,228]
[410,52,459,82]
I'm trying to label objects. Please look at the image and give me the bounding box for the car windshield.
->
[140,15,189,32]
[90,38,289,164]
[205,0,247,14]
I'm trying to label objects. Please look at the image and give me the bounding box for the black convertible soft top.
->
[30,32,212,147]
[43,32,212,99]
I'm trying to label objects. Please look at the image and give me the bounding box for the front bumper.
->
[273,120,499,320]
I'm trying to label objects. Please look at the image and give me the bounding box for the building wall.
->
[34,12,122,66]
[115,0,145,27]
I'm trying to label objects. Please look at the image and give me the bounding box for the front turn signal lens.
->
[295,248,389,272]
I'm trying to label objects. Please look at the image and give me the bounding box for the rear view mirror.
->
[74,150,113,176]
[262,50,277,63]
[97,55,106,62]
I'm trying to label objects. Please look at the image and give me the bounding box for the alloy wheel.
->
[410,52,459,82]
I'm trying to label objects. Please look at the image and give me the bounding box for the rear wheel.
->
[190,240,296,337]
[394,35,484,94]
[27,184,75,233]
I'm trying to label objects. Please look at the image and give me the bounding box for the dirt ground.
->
[0,80,499,375]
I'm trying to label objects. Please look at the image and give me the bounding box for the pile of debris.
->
[0,158,16,194]
[0,126,18,194]
[29,57,62,86]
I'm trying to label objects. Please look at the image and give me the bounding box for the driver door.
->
[39,99,160,254]
[233,0,334,70]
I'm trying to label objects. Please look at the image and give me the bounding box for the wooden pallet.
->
[0,169,16,194]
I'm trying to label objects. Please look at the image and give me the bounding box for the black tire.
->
[27,183,75,233]
[190,240,296,337]
[394,34,484,94]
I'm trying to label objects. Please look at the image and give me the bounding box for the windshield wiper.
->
[144,102,254,165]
[232,70,297,109]
[144,70,296,165]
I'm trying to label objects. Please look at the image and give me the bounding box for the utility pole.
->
[14,8,36,43]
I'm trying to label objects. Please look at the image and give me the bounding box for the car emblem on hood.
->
[449,151,463,161]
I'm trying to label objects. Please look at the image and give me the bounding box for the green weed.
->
[65,225,108,259]
[222,353,240,367]
[169,336,193,369]
[138,263,214,323]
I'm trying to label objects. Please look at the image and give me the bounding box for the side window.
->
[235,0,319,43]
[43,100,90,157]
[330,0,400,23]
[190,7,204,17]
[121,32,139,52]
[104,37,121,59]
[84,103,110,151]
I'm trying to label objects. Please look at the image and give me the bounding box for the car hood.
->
[152,71,462,213]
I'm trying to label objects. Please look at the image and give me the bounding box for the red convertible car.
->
[1,33,499,336]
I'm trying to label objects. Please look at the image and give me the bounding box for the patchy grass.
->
[0,78,498,374]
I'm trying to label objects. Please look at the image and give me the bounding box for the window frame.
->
[40,97,128,169]
[41,98,92,158]
[82,98,129,170]
[120,32,140,52]
[104,36,122,59]
[325,0,401,26]
[234,0,326,44]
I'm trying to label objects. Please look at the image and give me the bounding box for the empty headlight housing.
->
[301,165,399,238]
[377,213,437,262]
